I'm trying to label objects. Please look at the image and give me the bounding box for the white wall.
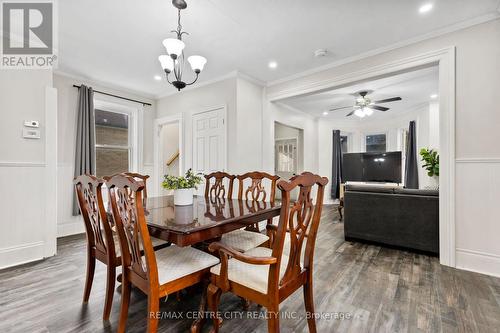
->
[262,102,319,175]
[0,70,57,269]
[157,76,260,175]
[266,19,500,277]
[235,77,264,173]
[53,73,156,237]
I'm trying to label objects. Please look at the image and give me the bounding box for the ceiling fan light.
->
[354,109,366,118]
[158,55,174,73]
[162,38,185,59]
[187,55,207,73]
[364,108,374,116]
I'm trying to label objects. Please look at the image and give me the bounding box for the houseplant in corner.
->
[162,169,203,205]
[419,148,439,189]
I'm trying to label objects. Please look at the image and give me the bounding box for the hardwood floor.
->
[1,205,500,332]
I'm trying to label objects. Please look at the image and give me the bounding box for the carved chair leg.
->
[117,277,131,333]
[83,249,95,303]
[103,264,116,321]
[207,283,222,333]
[147,295,160,333]
[267,305,280,333]
[303,280,317,333]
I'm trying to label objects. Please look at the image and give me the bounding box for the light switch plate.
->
[24,120,39,128]
[23,128,41,139]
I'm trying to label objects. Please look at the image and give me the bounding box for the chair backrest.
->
[270,172,328,291]
[204,172,236,200]
[74,174,116,259]
[106,174,158,285]
[237,171,280,203]
[124,172,150,200]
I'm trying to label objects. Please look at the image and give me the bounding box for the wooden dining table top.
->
[144,195,281,247]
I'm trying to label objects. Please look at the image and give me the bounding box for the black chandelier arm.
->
[165,72,173,84]
[185,72,200,86]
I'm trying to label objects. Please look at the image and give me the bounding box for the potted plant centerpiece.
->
[162,169,203,206]
[419,148,439,190]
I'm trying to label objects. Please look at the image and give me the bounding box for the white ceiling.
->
[280,66,439,120]
[57,0,500,97]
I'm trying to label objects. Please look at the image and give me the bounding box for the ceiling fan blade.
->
[369,105,390,112]
[345,110,355,117]
[329,105,353,112]
[374,97,402,104]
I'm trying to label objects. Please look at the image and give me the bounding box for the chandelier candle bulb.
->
[162,38,185,59]
[187,55,207,73]
[158,55,174,73]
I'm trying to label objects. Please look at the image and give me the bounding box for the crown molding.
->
[53,69,157,101]
[267,13,500,87]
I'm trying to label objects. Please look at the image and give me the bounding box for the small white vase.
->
[174,188,194,206]
[425,176,439,190]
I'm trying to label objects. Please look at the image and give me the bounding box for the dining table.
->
[141,194,281,332]
[144,195,281,247]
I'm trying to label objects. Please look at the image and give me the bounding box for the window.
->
[94,109,131,178]
[365,134,387,152]
[340,135,348,153]
[275,138,297,173]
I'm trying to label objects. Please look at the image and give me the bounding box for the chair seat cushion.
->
[112,233,167,258]
[210,247,288,294]
[220,229,269,252]
[154,245,220,285]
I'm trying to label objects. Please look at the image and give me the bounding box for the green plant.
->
[419,148,439,177]
[161,168,203,190]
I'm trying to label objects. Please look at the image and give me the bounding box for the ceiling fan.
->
[328,90,402,118]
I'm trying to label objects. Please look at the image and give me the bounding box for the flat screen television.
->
[342,151,402,183]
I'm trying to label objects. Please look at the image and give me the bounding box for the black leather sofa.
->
[343,184,439,255]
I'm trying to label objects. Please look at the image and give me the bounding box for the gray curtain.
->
[72,85,96,215]
[331,130,343,199]
[404,121,419,189]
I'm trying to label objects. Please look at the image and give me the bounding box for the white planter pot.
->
[425,176,439,190]
[174,188,194,206]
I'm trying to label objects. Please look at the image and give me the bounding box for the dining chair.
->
[207,172,328,333]
[205,171,270,253]
[74,174,118,321]
[218,171,280,252]
[204,171,235,200]
[124,172,150,203]
[106,174,220,333]
[74,174,168,321]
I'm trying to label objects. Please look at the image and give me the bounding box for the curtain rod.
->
[72,85,152,106]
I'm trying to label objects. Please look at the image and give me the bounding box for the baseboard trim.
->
[0,241,45,270]
[57,221,85,237]
[456,248,500,278]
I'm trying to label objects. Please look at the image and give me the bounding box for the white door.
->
[192,108,226,194]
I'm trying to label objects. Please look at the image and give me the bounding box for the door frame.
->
[266,47,456,268]
[153,114,184,197]
[192,105,228,172]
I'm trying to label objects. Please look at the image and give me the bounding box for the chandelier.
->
[158,0,207,91]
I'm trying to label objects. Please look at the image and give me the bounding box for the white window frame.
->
[364,132,388,152]
[93,99,143,175]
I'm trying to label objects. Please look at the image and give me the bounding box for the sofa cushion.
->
[395,188,439,196]
[345,184,396,194]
